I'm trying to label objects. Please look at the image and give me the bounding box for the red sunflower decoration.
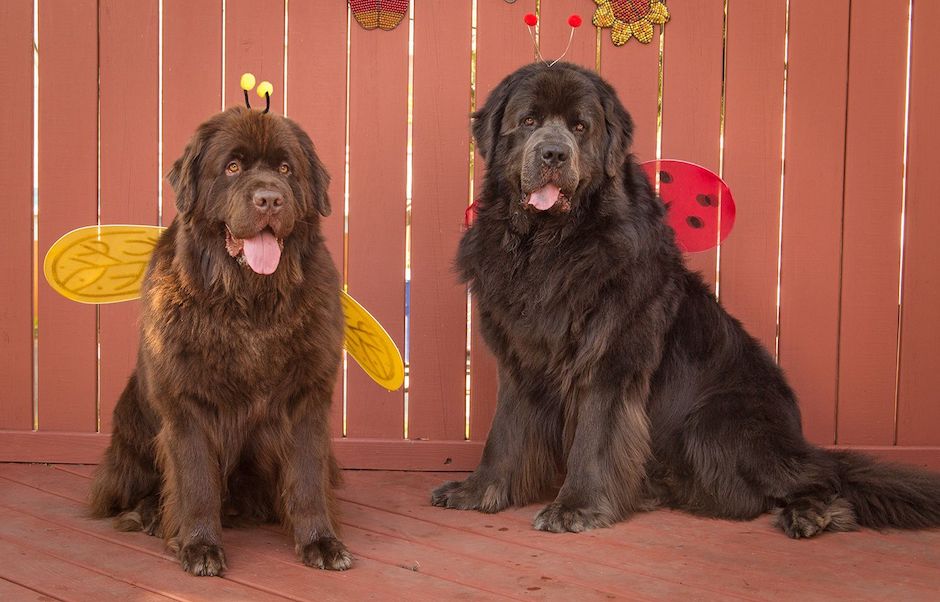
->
[593,0,670,45]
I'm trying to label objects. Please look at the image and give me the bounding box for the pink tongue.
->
[527,183,561,211]
[242,230,281,275]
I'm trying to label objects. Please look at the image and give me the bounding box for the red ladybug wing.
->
[640,159,736,252]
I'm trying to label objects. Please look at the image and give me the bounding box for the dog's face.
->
[168,107,330,275]
[473,63,634,217]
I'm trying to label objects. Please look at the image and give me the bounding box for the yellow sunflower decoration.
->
[593,0,670,46]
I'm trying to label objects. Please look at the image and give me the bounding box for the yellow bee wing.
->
[340,291,405,391]
[44,224,404,390]
[43,225,165,304]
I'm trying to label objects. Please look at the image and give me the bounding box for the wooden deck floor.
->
[0,464,938,601]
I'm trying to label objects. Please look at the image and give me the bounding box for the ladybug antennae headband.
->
[524,13,583,67]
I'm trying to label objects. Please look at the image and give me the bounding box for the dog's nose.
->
[539,143,569,168]
[253,189,284,213]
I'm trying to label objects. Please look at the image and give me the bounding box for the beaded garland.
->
[593,0,670,45]
[348,0,409,31]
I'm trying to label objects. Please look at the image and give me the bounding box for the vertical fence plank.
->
[538,0,596,71]
[469,0,535,442]
[224,0,284,110]
[599,15,661,162]
[660,0,724,290]
[162,0,223,225]
[836,1,909,445]
[408,0,472,442]
[97,0,159,434]
[344,18,408,439]
[896,1,940,446]
[0,0,35,431]
[476,0,536,95]
[777,0,849,446]
[36,0,98,432]
[717,1,786,353]
[287,1,348,438]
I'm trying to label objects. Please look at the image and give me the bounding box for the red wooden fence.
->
[1,0,937,470]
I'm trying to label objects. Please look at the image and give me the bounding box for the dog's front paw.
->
[533,502,613,533]
[179,542,227,576]
[431,478,508,513]
[299,536,352,570]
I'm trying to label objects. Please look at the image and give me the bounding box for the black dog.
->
[432,62,940,537]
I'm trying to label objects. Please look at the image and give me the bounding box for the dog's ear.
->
[471,102,501,162]
[473,66,531,161]
[599,83,634,178]
[289,121,332,217]
[167,121,215,216]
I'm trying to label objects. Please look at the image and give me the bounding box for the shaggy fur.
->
[431,62,940,537]
[90,107,350,575]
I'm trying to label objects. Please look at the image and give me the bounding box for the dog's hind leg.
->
[679,391,856,538]
[675,391,795,521]
[89,373,162,532]
[432,368,560,513]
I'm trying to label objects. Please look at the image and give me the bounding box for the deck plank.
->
[53,466,940,577]
[51,466,700,598]
[0,536,172,601]
[341,471,940,600]
[0,503,288,602]
[2,464,938,601]
[222,526,509,602]
[55,465,658,599]
[11,465,605,600]
[0,465,507,601]
[340,496,710,600]
[0,577,58,601]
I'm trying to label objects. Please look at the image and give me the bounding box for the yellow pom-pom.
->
[257,81,274,98]
[240,73,256,91]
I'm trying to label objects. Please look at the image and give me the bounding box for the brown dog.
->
[90,106,350,576]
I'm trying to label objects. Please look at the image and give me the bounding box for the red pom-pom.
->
[568,14,582,28]
[523,13,538,27]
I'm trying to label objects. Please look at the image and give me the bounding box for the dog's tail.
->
[829,449,940,530]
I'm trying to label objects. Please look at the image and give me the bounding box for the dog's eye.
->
[278,163,291,175]
[573,122,586,133]
[226,161,240,175]
[522,116,537,127]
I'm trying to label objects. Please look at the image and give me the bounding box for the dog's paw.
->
[179,542,227,576]
[774,497,857,539]
[774,505,828,539]
[533,502,613,533]
[431,479,508,513]
[299,537,352,571]
[113,495,161,535]
[113,510,145,532]
[430,480,466,507]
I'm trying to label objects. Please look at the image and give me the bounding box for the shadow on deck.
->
[0,463,938,600]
